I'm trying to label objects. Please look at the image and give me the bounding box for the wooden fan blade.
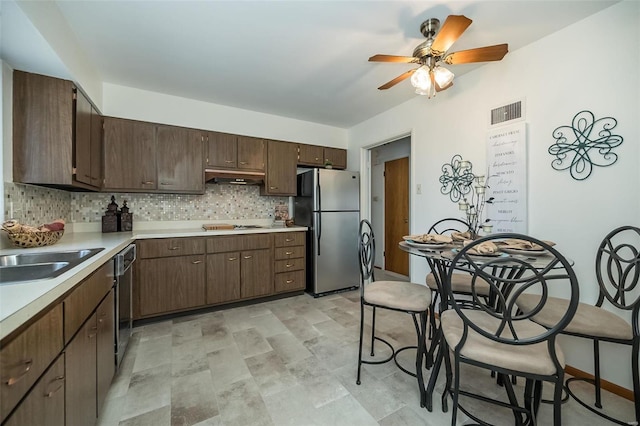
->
[443,44,509,64]
[378,69,416,90]
[430,15,472,55]
[369,54,420,63]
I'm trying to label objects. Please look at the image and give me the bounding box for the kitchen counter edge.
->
[0,226,307,341]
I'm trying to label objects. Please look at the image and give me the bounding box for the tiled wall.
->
[4,182,287,225]
[3,182,71,224]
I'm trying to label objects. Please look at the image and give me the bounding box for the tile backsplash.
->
[4,182,287,225]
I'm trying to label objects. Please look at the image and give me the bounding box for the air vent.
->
[491,100,523,125]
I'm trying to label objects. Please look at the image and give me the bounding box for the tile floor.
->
[97,279,635,426]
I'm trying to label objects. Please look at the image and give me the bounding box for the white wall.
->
[103,83,347,147]
[348,1,639,389]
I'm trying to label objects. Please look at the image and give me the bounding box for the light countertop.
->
[0,225,307,340]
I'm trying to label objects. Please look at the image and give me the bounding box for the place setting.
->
[497,238,556,257]
[402,233,454,251]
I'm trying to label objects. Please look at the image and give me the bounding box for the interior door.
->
[384,157,409,276]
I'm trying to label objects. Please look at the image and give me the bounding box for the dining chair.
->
[425,218,491,339]
[440,233,579,425]
[356,219,432,406]
[516,225,640,425]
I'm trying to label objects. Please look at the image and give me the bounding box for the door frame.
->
[359,130,414,279]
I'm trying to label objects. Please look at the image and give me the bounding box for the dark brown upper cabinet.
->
[323,147,347,169]
[206,132,265,171]
[262,140,298,196]
[103,117,204,194]
[298,144,324,166]
[13,70,102,190]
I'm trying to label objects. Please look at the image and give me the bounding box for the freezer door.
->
[311,211,360,294]
[316,169,360,212]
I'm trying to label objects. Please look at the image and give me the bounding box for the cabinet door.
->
[206,252,241,304]
[237,136,265,171]
[207,132,237,168]
[103,117,156,190]
[0,304,63,423]
[4,354,65,426]
[241,249,273,298]
[324,147,347,169]
[13,71,74,186]
[65,312,97,426]
[263,140,297,196]
[156,126,204,193]
[90,106,102,187]
[298,144,324,166]
[138,255,206,317]
[74,89,92,185]
[96,290,115,417]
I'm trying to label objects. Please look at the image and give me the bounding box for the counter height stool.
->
[516,225,640,425]
[356,219,431,406]
[441,233,579,426]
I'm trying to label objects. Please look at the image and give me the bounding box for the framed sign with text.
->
[486,122,528,233]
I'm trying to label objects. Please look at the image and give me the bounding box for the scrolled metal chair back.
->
[447,233,580,346]
[359,220,376,290]
[595,225,640,311]
[428,217,471,236]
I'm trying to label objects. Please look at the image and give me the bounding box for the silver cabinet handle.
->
[285,238,293,242]
[285,279,294,284]
[228,257,238,261]
[45,376,65,398]
[239,161,248,165]
[160,182,171,186]
[243,255,253,259]
[269,186,278,190]
[192,260,202,264]
[285,251,293,255]
[142,181,154,185]
[169,247,180,251]
[224,160,233,163]
[5,359,33,386]
[285,264,293,268]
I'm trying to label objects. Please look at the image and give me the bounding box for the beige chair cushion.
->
[516,294,633,341]
[440,309,565,376]
[426,272,491,296]
[364,281,431,312]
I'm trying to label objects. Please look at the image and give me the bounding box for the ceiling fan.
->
[369,15,508,98]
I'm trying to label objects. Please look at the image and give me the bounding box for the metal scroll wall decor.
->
[548,110,623,181]
[439,155,475,202]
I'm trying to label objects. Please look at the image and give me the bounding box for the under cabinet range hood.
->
[205,169,265,185]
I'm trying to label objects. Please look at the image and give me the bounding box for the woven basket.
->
[5,230,64,248]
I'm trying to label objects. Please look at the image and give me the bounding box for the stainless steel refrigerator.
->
[295,169,360,296]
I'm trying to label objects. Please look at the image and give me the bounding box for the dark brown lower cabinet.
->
[65,312,97,426]
[4,354,65,426]
[96,290,115,417]
[138,255,206,317]
[206,252,241,304]
[241,249,273,298]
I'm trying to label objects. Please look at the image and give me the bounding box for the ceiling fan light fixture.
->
[410,65,432,92]
[433,66,454,88]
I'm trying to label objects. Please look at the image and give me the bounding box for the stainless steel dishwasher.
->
[114,243,136,368]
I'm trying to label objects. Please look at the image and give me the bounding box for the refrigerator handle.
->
[317,212,321,256]
[316,178,321,213]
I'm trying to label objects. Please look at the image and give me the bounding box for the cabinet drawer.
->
[3,354,65,426]
[274,232,305,247]
[207,234,272,253]
[138,237,205,258]
[275,258,305,273]
[0,304,63,423]
[275,270,305,293]
[63,261,112,344]
[274,246,305,260]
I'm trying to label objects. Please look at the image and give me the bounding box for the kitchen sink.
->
[0,248,104,284]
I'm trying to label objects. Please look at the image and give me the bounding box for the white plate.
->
[405,240,451,250]
[501,247,550,257]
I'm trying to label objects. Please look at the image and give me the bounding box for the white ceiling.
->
[6,1,620,128]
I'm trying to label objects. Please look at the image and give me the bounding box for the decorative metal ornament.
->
[439,155,475,202]
[548,110,623,181]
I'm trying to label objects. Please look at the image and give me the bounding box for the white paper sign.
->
[486,122,528,233]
